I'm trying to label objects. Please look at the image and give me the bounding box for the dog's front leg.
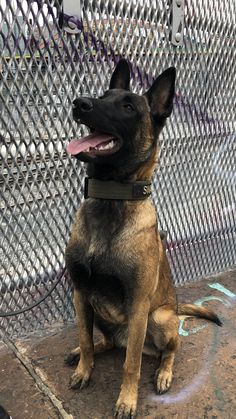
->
[115,298,150,419]
[70,289,94,389]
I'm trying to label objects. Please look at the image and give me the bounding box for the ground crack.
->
[1,334,73,419]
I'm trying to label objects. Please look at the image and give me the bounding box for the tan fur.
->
[134,145,160,181]
[69,291,94,389]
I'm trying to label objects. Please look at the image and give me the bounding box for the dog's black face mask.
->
[67,59,176,179]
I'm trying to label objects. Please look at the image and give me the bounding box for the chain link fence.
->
[0,0,235,338]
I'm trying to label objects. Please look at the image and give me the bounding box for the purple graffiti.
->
[59,13,83,32]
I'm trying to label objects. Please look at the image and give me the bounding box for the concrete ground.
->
[0,268,236,419]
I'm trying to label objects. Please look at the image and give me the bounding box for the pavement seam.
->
[1,334,73,419]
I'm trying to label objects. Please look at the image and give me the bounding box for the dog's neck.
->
[86,163,138,182]
[86,146,159,182]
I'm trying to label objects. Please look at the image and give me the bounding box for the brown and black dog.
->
[65,59,221,418]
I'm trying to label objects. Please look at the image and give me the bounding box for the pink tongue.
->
[67,132,114,155]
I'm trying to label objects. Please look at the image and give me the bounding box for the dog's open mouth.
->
[67,132,122,158]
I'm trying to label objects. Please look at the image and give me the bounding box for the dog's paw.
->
[114,400,137,419]
[156,369,173,394]
[69,369,91,390]
[64,350,80,367]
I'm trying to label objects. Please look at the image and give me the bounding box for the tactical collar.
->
[84,177,152,200]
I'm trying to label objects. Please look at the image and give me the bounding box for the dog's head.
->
[67,59,175,179]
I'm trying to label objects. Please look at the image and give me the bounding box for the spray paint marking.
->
[208,282,236,298]
[178,282,233,337]
[154,319,222,405]
[194,296,230,307]
[156,281,235,405]
[155,367,208,404]
[178,321,206,337]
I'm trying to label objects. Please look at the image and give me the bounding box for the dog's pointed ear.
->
[145,67,176,119]
[109,59,130,90]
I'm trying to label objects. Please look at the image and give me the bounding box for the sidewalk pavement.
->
[1,268,236,419]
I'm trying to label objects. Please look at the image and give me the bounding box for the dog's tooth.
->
[103,140,115,150]
[99,143,109,150]
[94,139,116,151]
[102,144,110,150]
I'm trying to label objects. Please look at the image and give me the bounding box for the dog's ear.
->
[145,67,176,119]
[109,59,130,90]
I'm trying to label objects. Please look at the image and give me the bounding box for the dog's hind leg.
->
[65,337,114,366]
[148,306,180,394]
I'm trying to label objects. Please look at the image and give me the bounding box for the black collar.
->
[84,177,152,200]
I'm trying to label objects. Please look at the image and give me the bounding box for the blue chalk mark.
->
[178,320,188,336]
[178,320,189,336]
[194,296,230,307]
[178,320,206,336]
[208,282,236,298]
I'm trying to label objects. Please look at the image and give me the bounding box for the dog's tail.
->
[177,303,222,326]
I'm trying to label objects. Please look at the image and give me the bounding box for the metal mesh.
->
[0,0,235,338]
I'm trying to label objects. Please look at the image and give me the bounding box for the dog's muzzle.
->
[73,97,93,113]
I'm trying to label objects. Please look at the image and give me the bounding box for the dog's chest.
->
[69,201,137,306]
[79,223,135,323]
[67,199,157,319]
[85,216,137,292]
[85,200,132,256]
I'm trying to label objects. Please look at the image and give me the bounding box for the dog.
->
[65,59,222,418]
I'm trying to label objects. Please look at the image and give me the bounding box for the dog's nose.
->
[73,98,93,113]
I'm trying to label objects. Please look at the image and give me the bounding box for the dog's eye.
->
[123,103,134,112]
